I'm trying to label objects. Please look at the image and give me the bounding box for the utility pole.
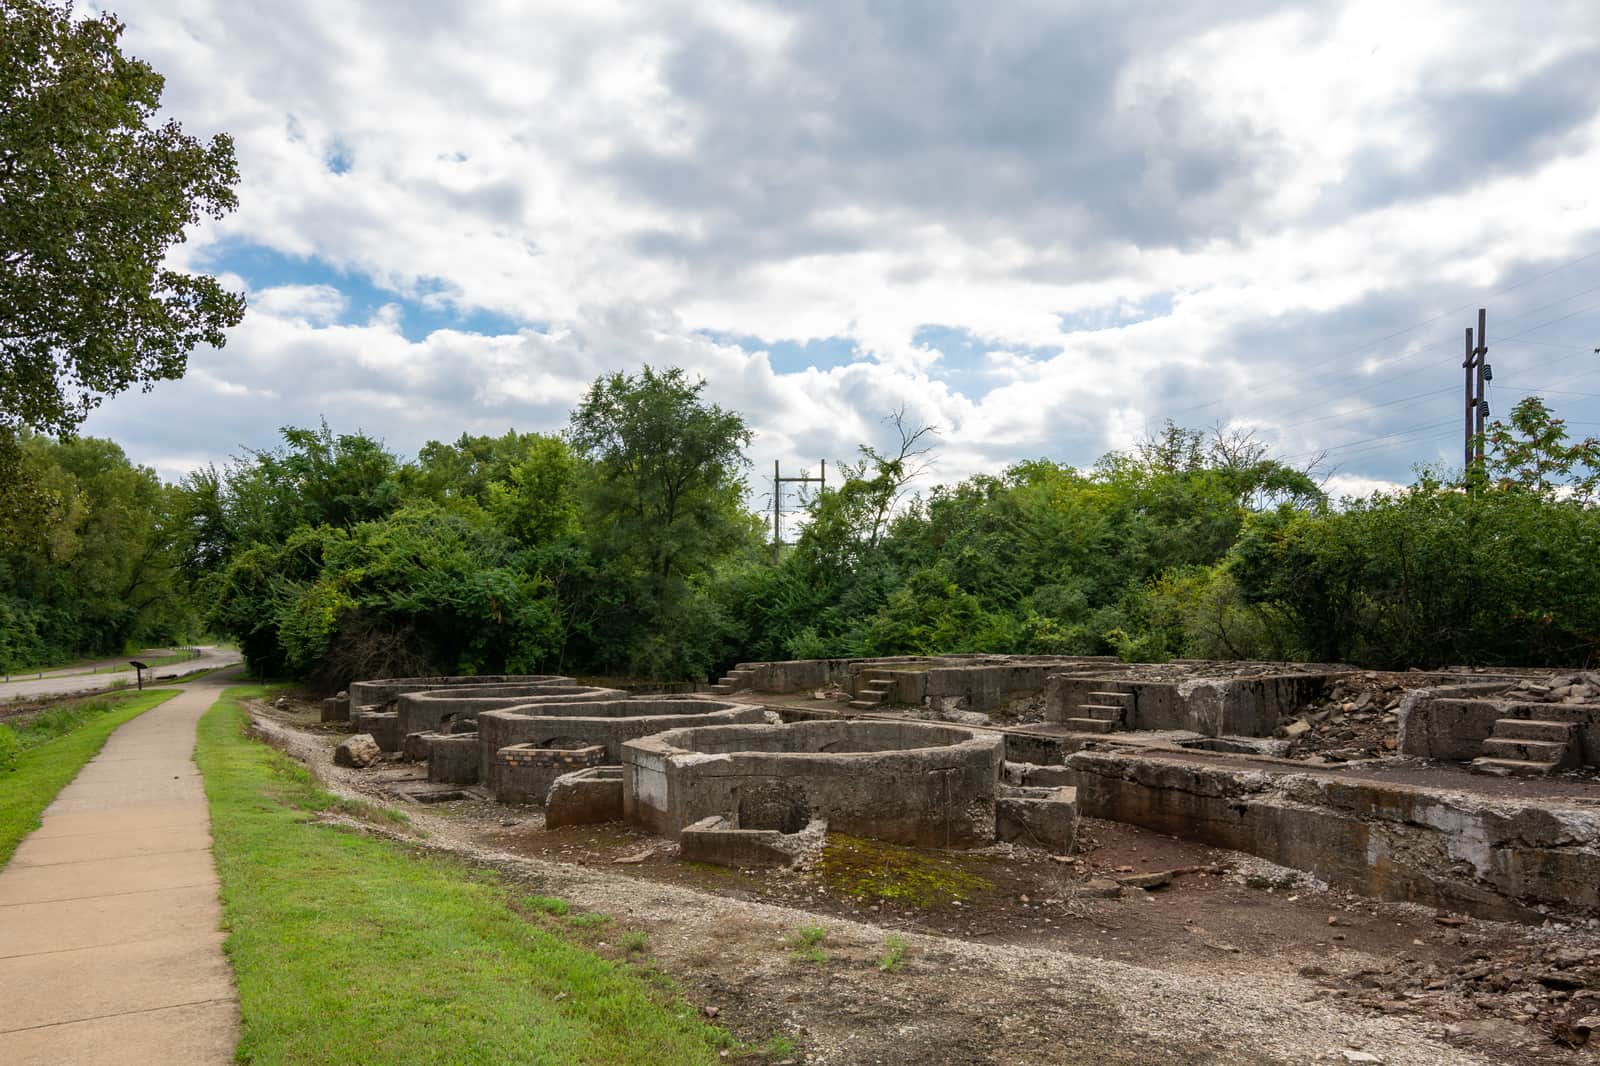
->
[1463,325,1475,473]
[770,459,826,565]
[1462,307,1490,477]
[1474,307,1489,467]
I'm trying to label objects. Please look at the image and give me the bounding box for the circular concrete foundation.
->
[622,720,1003,847]
[478,698,768,801]
[396,683,624,739]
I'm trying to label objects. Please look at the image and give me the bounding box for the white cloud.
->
[77,0,1600,496]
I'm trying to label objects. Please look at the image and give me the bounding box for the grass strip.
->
[197,686,732,1066]
[0,687,180,866]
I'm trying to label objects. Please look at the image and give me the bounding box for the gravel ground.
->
[249,704,1527,1066]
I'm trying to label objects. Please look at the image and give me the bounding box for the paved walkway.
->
[0,673,241,1064]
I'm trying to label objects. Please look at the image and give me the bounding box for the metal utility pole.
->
[770,459,826,565]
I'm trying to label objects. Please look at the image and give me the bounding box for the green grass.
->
[0,688,179,867]
[196,685,734,1066]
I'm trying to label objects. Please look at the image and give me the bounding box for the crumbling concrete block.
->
[545,766,625,828]
[350,709,401,753]
[995,785,1078,853]
[494,744,606,806]
[679,815,825,868]
[1002,761,1079,788]
[1067,749,1600,921]
[335,734,381,768]
[402,731,431,762]
[426,732,481,785]
[320,693,350,723]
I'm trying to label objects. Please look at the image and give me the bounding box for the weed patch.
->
[877,934,908,972]
[788,924,829,963]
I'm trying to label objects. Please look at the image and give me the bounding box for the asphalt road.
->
[0,647,243,702]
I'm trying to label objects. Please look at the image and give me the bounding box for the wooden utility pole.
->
[1463,325,1475,473]
[1474,307,1488,466]
[770,459,826,565]
[1463,307,1490,475]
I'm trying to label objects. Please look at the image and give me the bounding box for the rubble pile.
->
[1505,672,1600,705]
[1277,673,1408,762]
[1315,939,1600,1049]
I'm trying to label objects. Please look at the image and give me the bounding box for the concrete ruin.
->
[622,720,1004,847]
[1398,673,1600,775]
[687,655,1600,917]
[1044,661,1353,736]
[1067,749,1600,921]
[710,654,1120,713]
[338,658,1600,917]
[477,697,768,806]
[347,675,580,753]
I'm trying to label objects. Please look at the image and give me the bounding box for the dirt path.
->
[0,672,242,1065]
[251,705,1529,1066]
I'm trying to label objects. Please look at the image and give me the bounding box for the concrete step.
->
[1077,704,1124,721]
[862,680,896,692]
[846,700,882,711]
[706,684,733,695]
[1481,737,1573,764]
[1062,717,1118,734]
[1492,718,1577,742]
[852,690,886,705]
[1085,691,1131,704]
[1471,756,1558,777]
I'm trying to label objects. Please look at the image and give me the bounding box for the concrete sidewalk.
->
[0,673,241,1064]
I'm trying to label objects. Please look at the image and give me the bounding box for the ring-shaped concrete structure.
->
[623,720,1003,847]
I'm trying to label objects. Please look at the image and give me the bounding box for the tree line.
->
[6,366,1596,683]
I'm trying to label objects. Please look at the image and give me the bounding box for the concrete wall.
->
[623,720,1004,847]
[1045,670,1345,736]
[476,699,766,797]
[397,685,623,738]
[1067,750,1600,921]
[1398,685,1600,765]
[731,657,930,693]
[728,656,1118,703]
[348,674,570,711]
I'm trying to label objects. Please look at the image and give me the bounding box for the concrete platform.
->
[0,673,241,1062]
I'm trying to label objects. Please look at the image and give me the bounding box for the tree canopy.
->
[0,0,244,442]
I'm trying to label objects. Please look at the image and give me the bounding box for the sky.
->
[80,0,1600,505]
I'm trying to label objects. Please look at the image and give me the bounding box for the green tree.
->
[1480,397,1600,501]
[0,0,244,440]
[566,366,758,676]
[568,366,753,580]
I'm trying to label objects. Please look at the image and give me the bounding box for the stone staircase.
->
[847,676,897,711]
[1471,718,1580,776]
[706,667,754,696]
[1062,690,1130,734]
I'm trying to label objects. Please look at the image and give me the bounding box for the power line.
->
[1167,246,1600,420]
[1267,286,1600,425]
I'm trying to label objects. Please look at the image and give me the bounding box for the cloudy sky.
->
[81,0,1600,502]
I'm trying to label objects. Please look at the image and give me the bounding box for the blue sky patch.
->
[698,330,861,373]
[1057,292,1176,334]
[208,242,533,342]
